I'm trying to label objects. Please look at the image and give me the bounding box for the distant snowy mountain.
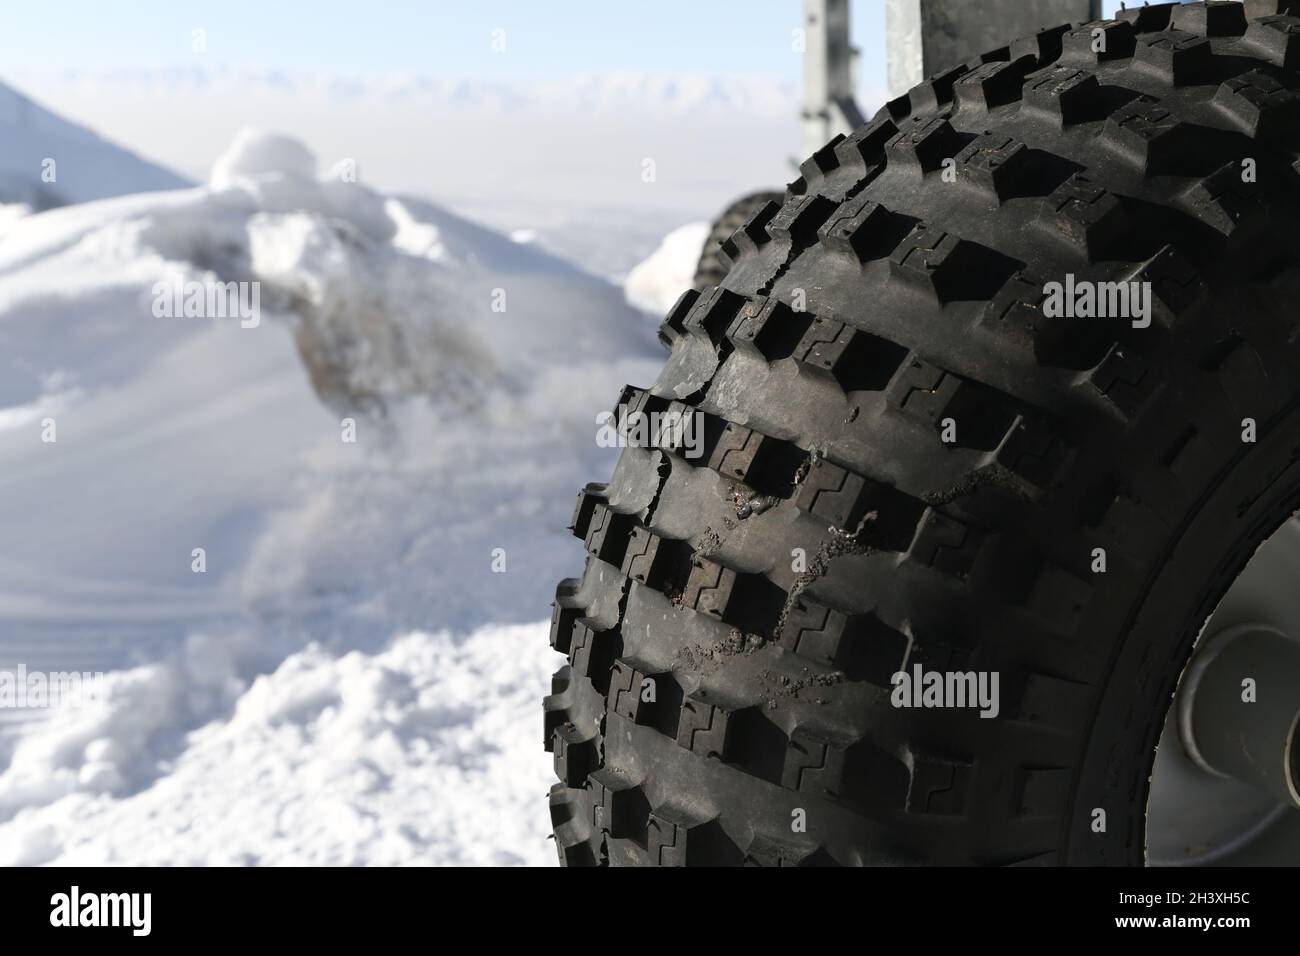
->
[0,79,189,208]
[19,67,803,116]
[9,68,836,221]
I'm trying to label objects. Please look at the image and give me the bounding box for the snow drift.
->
[0,127,660,864]
[623,221,709,317]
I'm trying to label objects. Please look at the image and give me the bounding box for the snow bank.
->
[0,127,658,642]
[623,221,708,317]
[0,126,659,863]
[0,622,556,866]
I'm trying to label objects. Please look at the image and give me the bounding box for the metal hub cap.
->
[1146,518,1300,865]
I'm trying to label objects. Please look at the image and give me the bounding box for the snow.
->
[5,69,809,233]
[0,124,663,864]
[17,69,806,119]
[623,221,709,316]
[210,128,320,187]
[0,80,188,208]
[1,622,556,866]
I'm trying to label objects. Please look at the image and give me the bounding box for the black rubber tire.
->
[692,191,785,292]
[545,0,1300,866]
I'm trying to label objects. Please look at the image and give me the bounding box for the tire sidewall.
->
[1069,400,1300,865]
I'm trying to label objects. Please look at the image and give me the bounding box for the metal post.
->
[885,0,1103,98]
[802,0,866,159]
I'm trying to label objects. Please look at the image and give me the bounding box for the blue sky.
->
[0,0,1136,217]
[0,0,1144,94]
[2,1,885,82]
[1,0,1134,84]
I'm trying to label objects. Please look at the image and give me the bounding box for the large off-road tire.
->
[692,191,784,292]
[545,0,1300,865]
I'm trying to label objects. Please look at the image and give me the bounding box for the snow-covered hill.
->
[0,80,188,209]
[0,127,661,865]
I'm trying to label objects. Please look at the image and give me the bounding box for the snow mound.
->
[210,128,319,187]
[0,124,659,639]
[623,222,709,317]
[0,125,659,863]
[0,622,556,866]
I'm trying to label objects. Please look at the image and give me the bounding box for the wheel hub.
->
[1147,518,1300,865]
